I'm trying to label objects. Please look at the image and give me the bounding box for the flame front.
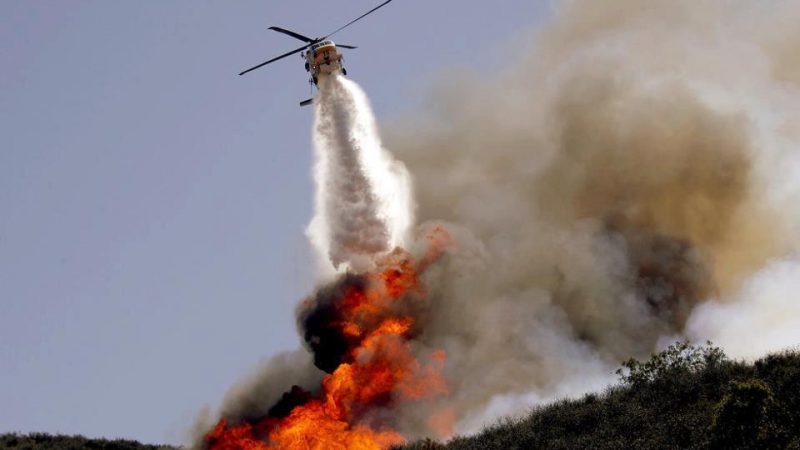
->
[206,228,453,449]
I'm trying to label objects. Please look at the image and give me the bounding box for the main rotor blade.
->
[268,26,315,43]
[322,0,393,40]
[336,44,358,49]
[238,44,310,76]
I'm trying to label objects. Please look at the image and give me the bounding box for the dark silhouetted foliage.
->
[401,342,800,450]
[616,340,726,385]
[0,433,178,450]
[710,378,776,449]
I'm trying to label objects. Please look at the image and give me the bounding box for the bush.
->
[710,379,776,449]
[616,341,726,385]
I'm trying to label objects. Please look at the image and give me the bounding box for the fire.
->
[205,227,453,450]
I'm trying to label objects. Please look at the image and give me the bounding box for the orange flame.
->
[206,228,454,450]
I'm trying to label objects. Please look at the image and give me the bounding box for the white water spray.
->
[307,74,413,272]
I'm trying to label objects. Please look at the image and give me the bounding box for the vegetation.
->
[402,342,800,450]
[4,343,798,449]
[0,433,177,450]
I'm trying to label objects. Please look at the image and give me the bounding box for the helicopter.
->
[239,0,394,107]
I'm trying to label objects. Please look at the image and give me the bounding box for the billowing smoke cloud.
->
[307,75,413,272]
[194,0,800,446]
[383,0,800,435]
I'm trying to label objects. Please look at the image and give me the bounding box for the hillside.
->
[0,433,177,450]
[402,342,800,450]
[4,343,798,450]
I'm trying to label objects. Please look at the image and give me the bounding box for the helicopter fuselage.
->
[303,40,345,85]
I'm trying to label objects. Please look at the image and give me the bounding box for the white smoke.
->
[686,258,800,360]
[307,74,413,273]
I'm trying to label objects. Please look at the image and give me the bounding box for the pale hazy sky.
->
[0,1,551,445]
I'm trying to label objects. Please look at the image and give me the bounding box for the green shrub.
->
[616,341,726,385]
[710,379,776,449]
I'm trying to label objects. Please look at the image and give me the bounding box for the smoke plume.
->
[382,0,800,433]
[196,0,800,446]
